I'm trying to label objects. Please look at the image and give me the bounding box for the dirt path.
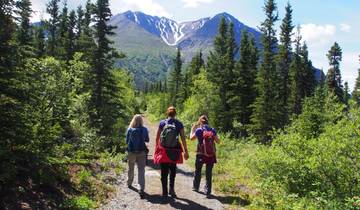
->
[99,117,224,210]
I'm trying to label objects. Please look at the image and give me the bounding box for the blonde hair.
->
[197,115,209,126]
[129,114,144,128]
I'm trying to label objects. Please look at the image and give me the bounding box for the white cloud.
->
[181,0,214,8]
[300,23,336,46]
[340,23,351,32]
[110,0,171,18]
[342,52,359,91]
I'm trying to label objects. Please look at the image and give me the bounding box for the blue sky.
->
[31,0,360,90]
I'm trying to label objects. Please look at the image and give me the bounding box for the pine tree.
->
[89,0,123,138]
[65,10,76,62]
[301,42,316,97]
[250,0,279,143]
[289,30,304,115]
[0,0,30,155]
[207,17,234,132]
[76,5,84,38]
[343,81,350,105]
[58,1,69,59]
[276,2,294,126]
[46,0,60,56]
[352,66,360,105]
[169,48,183,106]
[76,0,95,63]
[230,30,258,136]
[326,42,343,102]
[33,21,46,58]
[188,51,204,77]
[15,0,33,47]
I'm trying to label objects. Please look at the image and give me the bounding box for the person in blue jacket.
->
[125,114,149,199]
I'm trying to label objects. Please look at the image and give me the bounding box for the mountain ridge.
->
[109,11,323,89]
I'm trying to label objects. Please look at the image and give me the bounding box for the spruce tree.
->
[352,67,360,106]
[276,2,294,126]
[188,51,204,77]
[343,81,350,105]
[58,1,69,59]
[0,0,30,155]
[289,30,304,115]
[76,0,95,63]
[76,6,84,38]
[250,0,279,143]
[33,21,46,58]
[46,0,60,56]
[230,30,258,136]
[89,0,123,138]
[169,48,183,106]
[326,42,343,102]
[301,42,316,97]
[207,17,234,132]
[66,10,76,62]
[15,0,33,47]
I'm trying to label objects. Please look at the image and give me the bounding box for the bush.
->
[63,195,96,210]
[248,95,360,209]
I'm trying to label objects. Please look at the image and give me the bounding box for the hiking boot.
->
[192,187,199,192]
[139,190,145,199]
[169,188,177,198]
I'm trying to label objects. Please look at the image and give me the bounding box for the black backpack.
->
[160,120,179,148]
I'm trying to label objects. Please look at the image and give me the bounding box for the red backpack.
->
[201,129,216,157]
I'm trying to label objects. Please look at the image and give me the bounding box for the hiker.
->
[125,114,150,199]
[190,115,220,198]
[154,106,189,198]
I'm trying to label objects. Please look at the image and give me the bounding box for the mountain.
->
[109,11,262,88]
[109,11,323,89]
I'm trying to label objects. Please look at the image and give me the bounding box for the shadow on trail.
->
[144,193,213,210]
[146,158,194,177]
[211,194,250,206]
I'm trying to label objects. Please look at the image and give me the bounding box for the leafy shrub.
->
[63,195,96,210]
[248,94,360,209]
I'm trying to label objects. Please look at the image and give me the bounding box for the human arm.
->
[155,127,161,146]
[190,124,198,140]
[125,128,130,145]
[180,128,189,160]
[214,135,220,144]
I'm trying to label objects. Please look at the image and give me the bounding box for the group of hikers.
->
[125,106,220,199]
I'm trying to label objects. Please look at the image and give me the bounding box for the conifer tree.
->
[15,0,33,47]
[343,81,350,105]
[352,67,360,105]
[89,0,123,138]
[169,48,183,106]
[250,0,279,143]
[66,10,76,62]
[33,21,46,58]
[58,1,69,59]
[76,5,84,38]
[183,51,204,97]
[301,42,316,97]
[188,51,204,77]
[207,17,234,132]
[276,2,294,126]
[326,42,343,102]
[0,0,30,153]
[76,0,95,63]
[230,30,258,136]
[289,30,304,115]
[46,0,60,56]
